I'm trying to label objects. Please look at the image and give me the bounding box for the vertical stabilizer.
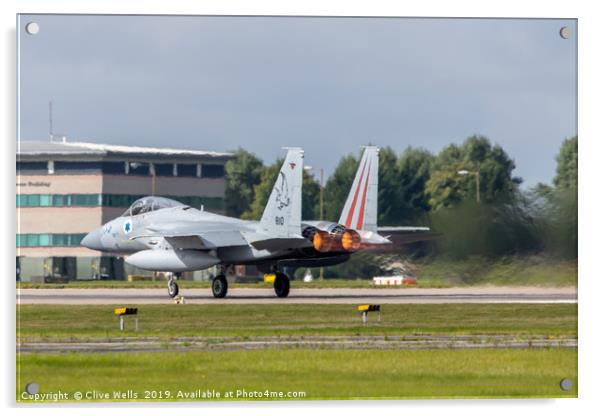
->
[338,146,379,232]
[259,148,304,237]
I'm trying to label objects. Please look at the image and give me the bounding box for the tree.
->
[302,171,321,220]
[553,136,578,189]
[224,148,263,218]
[529,136,578,259]
[323,154,359,222]
[426,135,521,210]
[395,147,435,224]
[376,147,400,226]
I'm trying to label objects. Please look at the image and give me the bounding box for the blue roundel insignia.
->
[123,220,133,234]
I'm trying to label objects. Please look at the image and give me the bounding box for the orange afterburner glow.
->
[341,230,361,251]
[313,230,334,252]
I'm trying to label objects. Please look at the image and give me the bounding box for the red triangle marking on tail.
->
[345,160,366,228]
[356,161,371,230]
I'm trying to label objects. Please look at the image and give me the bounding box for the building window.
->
[71,194,100,206]
[177,164,197,177]
[51,234,68,246]
[16,193,224,210]
[16,233,87,247]
[103,194,142,207]
[16,161,47,172]
[39,234,51,246]
[17,194,40,206]
[201,164,225,178]
[39,195,51,206]
[154,163,174,176]
[18,194,100,207]
[52,195,69,206]
[101,162,126,174]
[128,162,150,176]
[54,161,103,172]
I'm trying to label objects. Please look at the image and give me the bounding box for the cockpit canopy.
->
[121,197,186,217]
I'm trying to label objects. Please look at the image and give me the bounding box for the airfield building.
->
[17,139,232,282]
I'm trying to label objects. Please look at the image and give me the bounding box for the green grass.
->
[17,348,577,401]
[17,304,577,340]
[418,258,577,286]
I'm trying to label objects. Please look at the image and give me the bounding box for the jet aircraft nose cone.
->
[81,228,103,250]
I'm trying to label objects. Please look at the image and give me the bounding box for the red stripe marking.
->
[356,161,371,230]
[344,160,366,228]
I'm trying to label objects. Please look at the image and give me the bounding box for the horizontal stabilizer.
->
[377,226,431,233]
[377,226,441,245]
[241,231,310,251]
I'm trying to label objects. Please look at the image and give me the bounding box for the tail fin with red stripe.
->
[338,146,379,232]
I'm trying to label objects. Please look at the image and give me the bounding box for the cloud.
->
[18,15,577,185]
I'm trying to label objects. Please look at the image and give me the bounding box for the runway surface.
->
[17,286,577,305]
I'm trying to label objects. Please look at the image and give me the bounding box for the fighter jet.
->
[82,147,434,299]
[81,148,312,298]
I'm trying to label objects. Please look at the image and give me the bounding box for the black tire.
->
[274,273,290,298]
[212,275,228,298]
[167,280,179,298]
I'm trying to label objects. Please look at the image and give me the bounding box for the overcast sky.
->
[18,15,576,186]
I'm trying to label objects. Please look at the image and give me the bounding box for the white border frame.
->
[3,1,598,415]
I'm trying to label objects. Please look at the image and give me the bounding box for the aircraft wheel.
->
[167,280,179,298]
[212,275,228,298]
[274,273,290,298]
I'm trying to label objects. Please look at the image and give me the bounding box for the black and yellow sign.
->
[357,304,380,312]
[114,307,138,316]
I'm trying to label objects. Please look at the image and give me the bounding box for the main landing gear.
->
[273,272,290,298]
[208,266,291,299]
[167,272,180,298]
[212,274,228,298]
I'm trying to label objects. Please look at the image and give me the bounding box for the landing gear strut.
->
[273,272,290,298]
[167,273,179,298]
[212,274,228,298]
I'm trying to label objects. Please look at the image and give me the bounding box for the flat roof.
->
[17,140,233,161]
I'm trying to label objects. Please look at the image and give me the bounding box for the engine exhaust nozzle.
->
[341,230,361,251]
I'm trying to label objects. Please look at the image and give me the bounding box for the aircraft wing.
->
[132,229,310,251]
[131,229,249,250]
